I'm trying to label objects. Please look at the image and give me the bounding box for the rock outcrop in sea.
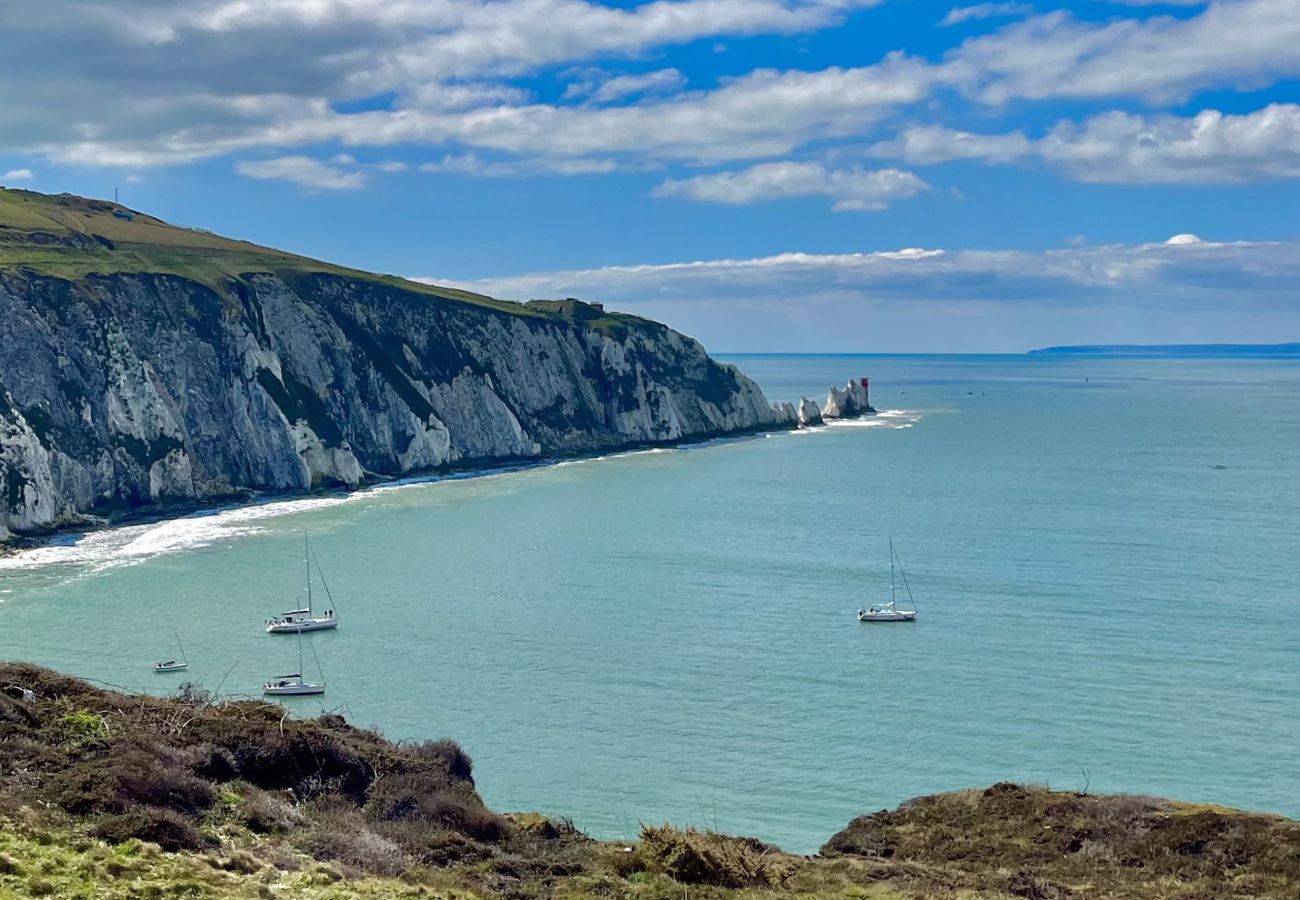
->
[821,378,875,420]
[797,397,823,427]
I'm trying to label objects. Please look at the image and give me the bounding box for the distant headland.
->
[1029,343,1300,357]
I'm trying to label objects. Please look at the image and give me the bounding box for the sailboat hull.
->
[152,662,189,672]
[266,617,337,634]
[857,610,917,622]
[263,682,325,696]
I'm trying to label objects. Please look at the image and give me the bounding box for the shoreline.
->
[0,416,821,558]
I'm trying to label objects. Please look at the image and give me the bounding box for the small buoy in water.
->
[1213,464,1227,470]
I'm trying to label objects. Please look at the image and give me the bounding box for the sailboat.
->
[266,535,339,633]
[152,629,189,672]
[263,626,326,696]
[857,538,918,622]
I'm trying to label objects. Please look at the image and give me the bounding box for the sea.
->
[1,353,1297,854]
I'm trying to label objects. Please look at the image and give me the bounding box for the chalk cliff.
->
[0,190,795,538]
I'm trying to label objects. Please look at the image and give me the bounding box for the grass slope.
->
[2,664,1298,899]
[0,189,553,319]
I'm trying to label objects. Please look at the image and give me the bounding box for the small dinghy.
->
[266,535,339,633]
[858,538,918,623]
[153,630,190,672]
[264,626,325,696]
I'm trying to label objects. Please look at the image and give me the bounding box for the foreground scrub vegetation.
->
[1,663,1297,899]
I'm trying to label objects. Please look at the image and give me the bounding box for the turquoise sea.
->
[2,354,1298,853]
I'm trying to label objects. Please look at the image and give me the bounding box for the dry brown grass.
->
[4,666,1299,899]
[822,782,1300,899]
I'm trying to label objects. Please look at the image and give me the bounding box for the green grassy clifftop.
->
[1,663,1297,899]
[0,188,544,318]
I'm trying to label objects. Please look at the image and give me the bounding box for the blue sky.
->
[2,0,1298,351]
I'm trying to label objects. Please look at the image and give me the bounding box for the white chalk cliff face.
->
[0,271,795,537]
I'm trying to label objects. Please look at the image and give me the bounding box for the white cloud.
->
[418,237,1300,351]
[1,0,1296,194]
[419,153,618,176]
[1,168,35,181]
[940,3,1032,26]
[653,161,929,210]
[870,104,1300,184]
[236,155,367,189]
[0,0,882,168]
[868,124,1030,164]
[563,68,687,103]
[433,238,1300,303]
[949,0,1300,104]
[1039,105,1300,183]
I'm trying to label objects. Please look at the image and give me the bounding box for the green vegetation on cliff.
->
[1,663,1297,899]
[0,188,580,322]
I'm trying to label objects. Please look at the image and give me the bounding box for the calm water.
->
[2,354,1298,853]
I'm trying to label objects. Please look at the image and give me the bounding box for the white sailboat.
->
[857,538,918,622]
[153,629,189,672]
[263,626,326,696]
[266,535,339,633]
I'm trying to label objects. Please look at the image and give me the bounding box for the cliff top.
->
[1,662,1298,899]
[0,188,583,322]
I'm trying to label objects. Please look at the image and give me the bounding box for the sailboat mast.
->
[296,624,305,684]
[304,534,312,615]
[890,537,897,610]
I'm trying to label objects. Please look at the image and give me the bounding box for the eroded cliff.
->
[0,190,794,538]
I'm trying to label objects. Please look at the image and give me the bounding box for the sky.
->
[1,0,1299,351]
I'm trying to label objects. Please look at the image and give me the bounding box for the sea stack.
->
[798,397,824,427]
[821,378,877,420]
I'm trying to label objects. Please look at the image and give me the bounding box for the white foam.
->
[790,409,923,434]
[0,494,360,576]
[0,414,921,578]
[0,446,690,577]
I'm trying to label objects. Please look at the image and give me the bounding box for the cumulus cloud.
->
[949,0,1300,104]
[2,0,1295,177]
[419,154,618,176]
[236,155,367,189]
[0,0,880,162]
[418,237,1300,350]
[940,3,1033,26]
[653,161,929,210]
[563,68,687,103]
[870,104,1300,183]
[1039,105,1300,182]
[1,168,35,182]
[868,124,1031,164]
